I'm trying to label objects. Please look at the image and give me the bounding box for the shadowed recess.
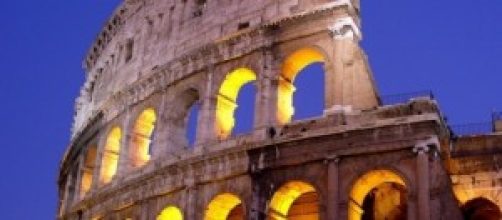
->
[186,103,200,147]
[461,197,501,220]
[349,170,407,220]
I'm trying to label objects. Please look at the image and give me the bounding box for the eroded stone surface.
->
[57,0,501,220]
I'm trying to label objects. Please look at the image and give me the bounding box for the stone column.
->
[414,145,430,220]
[195,70,217,148]
[326,156,340,220]
[74,155,86,201]
[256,47,280,128]
[91,132,106,189]
[249,180,266,220]
[151,90,168,160]
[327,16,361,114]
[185,167,198,220]
[326,14,379,114]
[117,111,132,177]
[60,174,73,215]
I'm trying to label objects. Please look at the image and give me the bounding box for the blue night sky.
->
[0,0,501,219]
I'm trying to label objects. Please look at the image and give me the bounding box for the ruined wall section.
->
[448,134,502,209]
[72,0,346,139]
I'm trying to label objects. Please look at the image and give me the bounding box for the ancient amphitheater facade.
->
[58,0,502,220]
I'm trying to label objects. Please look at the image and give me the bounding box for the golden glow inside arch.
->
[216,68,257,139]
[268,181,317,220]
[99,127,122,185]
[277,48,326,124]
[348,170,406,220]
[157,206,183,220]
[204,193,243,220]
[80,145,97,197]
[453,184,499,206]
[131,108,157,168]
[454,185,477,205]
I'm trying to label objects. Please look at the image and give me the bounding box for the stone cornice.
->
[83,2,130,71]
[82,0,355,72]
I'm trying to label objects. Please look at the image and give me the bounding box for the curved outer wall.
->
[57,0,467,220]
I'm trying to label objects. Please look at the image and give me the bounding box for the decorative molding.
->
[413,136,440,154]
[329,16,361,40]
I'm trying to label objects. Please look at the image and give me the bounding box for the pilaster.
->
[326,155,340,220]
[326,16,378,114]
[413,143,431,220]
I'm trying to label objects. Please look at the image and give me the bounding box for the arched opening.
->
[292,63,325,121]
[461,197,501,220]
[268,181,320,220]
[205,193,245,220]
[99,127,122,185]
[170,89,200,149]
[130,108,157,168]
[80,145,97,197]
[349,170,407,220]
[277,48,326,125]
[186,103,200,147]
[157,206,183,220]
[216,68,257,139]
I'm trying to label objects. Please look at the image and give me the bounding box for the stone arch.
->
[99,126,122,185]
[157,205,183,220]
[129,107,157,168]
[277,47,327,124]
[204,193,245,220]
[166,88,201,148]
[215,67,257,139]
[453,183,501,206]
[348,169,408,220]
[80,144,97,197]
[461,197,501,220]
[268,180,320,220]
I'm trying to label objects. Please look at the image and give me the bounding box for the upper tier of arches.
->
[71,0,366,141]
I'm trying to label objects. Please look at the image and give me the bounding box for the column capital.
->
[413,145,429,154]
[325,155,341,164]
[413,136,440,154]
[329,16,361,41]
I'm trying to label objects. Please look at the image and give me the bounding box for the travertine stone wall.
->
[449,135,502,211]
[71,0,373,141]
[58,0,500,219]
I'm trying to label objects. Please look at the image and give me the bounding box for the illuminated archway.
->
[99,127,122,185]
[268,181,319,220]
[130,108,157,168]
[80,145,97,197]
[349,170,407,220]
[461,197,501,220]
[157,206,183,220]
[453,183,500,206]
[277,48,326,124]
[205,193,244,220]
[216,68,257,139]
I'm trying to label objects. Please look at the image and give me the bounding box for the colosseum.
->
[57,0,502,219]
